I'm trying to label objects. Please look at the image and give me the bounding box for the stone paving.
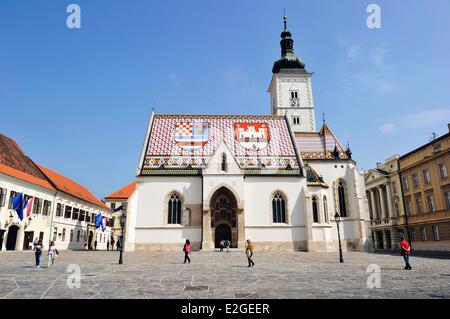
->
[0,249,449,299]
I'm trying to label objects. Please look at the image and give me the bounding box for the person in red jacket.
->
[400,237,412,270]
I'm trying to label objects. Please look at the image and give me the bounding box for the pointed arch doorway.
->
[204,186,243,249]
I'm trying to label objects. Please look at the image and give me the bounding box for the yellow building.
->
[399,126,450,253]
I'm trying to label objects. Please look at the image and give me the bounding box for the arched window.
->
[168,193,181,224]
[323,196,329,223]
[312,196,319,223]
[272,192,286,223]
[338,181,347,217]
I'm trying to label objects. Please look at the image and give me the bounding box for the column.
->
[386,182,393,219]
[369,189,378,220]
[378,186,387,220]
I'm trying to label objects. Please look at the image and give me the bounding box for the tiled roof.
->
[295,124,349,160]
[0,133,55,190]
[140,114,300,174]
[105,181,136,200]
[37,164,109,210]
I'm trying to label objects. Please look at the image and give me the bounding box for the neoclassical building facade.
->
[123,17,370,252]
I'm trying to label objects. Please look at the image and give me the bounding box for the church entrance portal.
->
[210,187,238,248]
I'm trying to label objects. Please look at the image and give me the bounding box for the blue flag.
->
[12,193,24,220]
[95,212,103,229]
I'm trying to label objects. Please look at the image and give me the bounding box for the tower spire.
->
[272,14,306,73]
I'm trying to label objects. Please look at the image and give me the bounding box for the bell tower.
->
[268,16,316,132]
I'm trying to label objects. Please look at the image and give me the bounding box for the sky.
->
[1,0,449,198]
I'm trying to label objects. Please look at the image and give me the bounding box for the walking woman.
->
[246,239,255,267]
[35,240,43,268]
[183,239,191,264]
[47,241,59,268]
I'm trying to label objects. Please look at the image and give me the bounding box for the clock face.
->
[290,98,299,107]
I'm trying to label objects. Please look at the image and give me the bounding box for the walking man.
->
[400,237,412,270]
[246,239,255,267]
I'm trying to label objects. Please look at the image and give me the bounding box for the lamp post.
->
[334,212,344,263]
[118,203,127,265]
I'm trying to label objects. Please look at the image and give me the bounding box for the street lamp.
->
[334,212,344,263]
[118,203,127,265]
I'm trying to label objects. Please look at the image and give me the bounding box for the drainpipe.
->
[398,172,411,248]
[48,190,59,249]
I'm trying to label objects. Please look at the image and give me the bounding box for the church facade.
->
[124,18,370,252]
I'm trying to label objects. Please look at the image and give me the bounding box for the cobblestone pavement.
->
[0,250,449,299]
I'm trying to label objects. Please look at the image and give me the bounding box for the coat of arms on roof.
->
[234,123,270,151]
[174,122,209,151]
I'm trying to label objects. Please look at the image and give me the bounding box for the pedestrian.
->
[225,240,231,253]
[219,239,224,252]
[47,241,59,268]
[35,240,43,268]
[32,237,39,251]
[116,240,121,251]
[94,240,98,251]
[183,239,191,264]
[111,237,115,250]
[107,240,110,251]
[245,239,255,267]
[400,237,412,270]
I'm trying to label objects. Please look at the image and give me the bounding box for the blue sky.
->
[1,0,449,198]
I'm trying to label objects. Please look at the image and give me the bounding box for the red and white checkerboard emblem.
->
[174,122,209,151]
[234,123,270,151]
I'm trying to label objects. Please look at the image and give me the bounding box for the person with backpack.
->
[400,237,412,270]
[34,240,43,268]
[246,239,255,267]
[183,239,191,264]
[225,240,231,253]
[47,241,59,268]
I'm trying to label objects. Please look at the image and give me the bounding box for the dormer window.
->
[290,90,299,107]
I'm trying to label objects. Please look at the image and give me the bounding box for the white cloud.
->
[168,72,179,86]
[404,108,450,128]
[379,123,395,134]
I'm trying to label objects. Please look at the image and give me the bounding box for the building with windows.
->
[0,133,111,251]
[364,155,405,251]
[124,17,370,252]
[104,181,136,247]
[398,125,450,253]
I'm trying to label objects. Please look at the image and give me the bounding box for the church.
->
[124,17,370,252]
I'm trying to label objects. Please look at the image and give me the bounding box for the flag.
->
[101,217,108,232]
[12,193,24,220]
[113,205,123,212]
[95,212,103,229]
[22,196,34,220]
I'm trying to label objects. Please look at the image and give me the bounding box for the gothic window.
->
[293,116,300,125]
[221,153,227,172]
[312,196,319,223]
[272,192,286,223]
[338,181,347,217]
[323,196,329,223]
[168,193,181,224]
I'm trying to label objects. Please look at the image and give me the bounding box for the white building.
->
[124,17,370,252]
[0,133,111,251]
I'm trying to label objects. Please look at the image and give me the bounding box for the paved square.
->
[0,250,449,299]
